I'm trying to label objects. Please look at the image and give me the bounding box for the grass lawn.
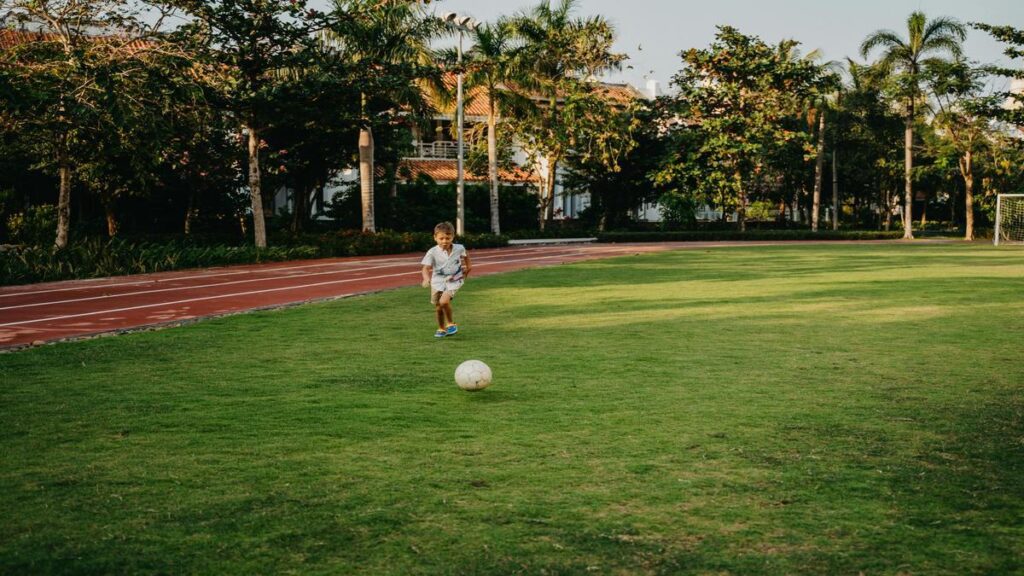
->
[2,243,1023,574]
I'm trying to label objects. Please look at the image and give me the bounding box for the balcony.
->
[410,140,458,159]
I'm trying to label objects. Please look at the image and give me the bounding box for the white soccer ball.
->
[454,360,492,391]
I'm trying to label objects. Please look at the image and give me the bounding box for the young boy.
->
[421,222,472,338]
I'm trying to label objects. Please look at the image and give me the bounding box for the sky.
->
[424,0,1023,94]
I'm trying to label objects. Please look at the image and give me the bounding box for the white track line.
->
[0,249,619,327]
[0,245,561,299]
[0,246,591,311]
[0,261,418,312]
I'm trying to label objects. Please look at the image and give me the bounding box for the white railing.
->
[411,141,458,159]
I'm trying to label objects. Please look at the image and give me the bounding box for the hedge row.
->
[596,230,907,242]
[0,231,509,286]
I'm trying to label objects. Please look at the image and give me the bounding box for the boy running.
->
[421,222,472,338]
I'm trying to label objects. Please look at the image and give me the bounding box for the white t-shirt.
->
[421,244,467,292]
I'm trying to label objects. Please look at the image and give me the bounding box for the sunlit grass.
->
[1,243,1022,574]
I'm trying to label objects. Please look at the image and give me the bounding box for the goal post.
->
[995,194,1024,246]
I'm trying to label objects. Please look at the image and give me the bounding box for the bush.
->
[597,230,906,243]
[6,204,57,246]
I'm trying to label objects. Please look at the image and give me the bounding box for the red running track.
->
[0,243,685,350]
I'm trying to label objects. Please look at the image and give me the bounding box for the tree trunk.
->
[902,111,914,239]
[104,199,118,237]
[812,109,825,231]
[832,149,839,230]
[736,170,746,232]
[792,186,800,224]
[949,186,957,228]
[359,125,375,232]
[55,142,71,249]
[487,105,500,235]
[884,188,893,231]
[184,189,197,235]
[291,184,307,234]
[246,123,267,248]
[961,150,974,241]
[538,155,558,230]
[794,187,802,225]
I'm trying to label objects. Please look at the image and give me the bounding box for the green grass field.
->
[2,243,1023,574]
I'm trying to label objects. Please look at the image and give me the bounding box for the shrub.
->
[6,204,57,246]
[597,230,906,243]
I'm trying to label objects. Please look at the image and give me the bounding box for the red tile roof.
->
[431,73,496,117]
[399,159,538,184]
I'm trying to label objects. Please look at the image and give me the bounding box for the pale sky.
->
[426,0,1022,94]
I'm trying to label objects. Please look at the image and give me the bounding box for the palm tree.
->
[507,0,623,229]
[861,11,966,239]
[467,22,518,236]
[437,20,522,235]
[326,0,443,232]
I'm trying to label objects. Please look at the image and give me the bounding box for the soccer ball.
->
[454,360,492,391]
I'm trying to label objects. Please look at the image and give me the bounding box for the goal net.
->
[995,194,1024,246]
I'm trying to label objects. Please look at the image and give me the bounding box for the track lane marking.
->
[0,245,560,298]
[0,249,624,327]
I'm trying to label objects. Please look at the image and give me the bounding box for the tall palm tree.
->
[326,0,443,232]
[507,0,623,229]
[861,11,966,239]
[438,20,522,235]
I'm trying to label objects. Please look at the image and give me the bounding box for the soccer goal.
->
[995,194,1024,246]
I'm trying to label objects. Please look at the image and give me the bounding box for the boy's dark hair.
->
[434,222,455,235]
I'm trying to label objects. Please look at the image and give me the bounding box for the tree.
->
[835,59,904,229]
[971,23,1024,132]
[927,58,993,240]
[442,20,521,235]
[325,0,442,232]
[656,27,829,230]
[780,47,841,231]
[861,11,966,239]
[166,0,322,248]
[0,1,164,247]
[506,0,625,229]
[564,98,658,231]
[260,53,364,234]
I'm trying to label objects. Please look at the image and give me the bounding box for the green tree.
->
[835,60,904,229]
[564,98,658,231]
[440,20,521,235]
[927,58,994,240]
[0,0,160,247]
[325,0,443,232]
[860,11,966,239]
[166,0,321,248]
[506,0,625,229]
[657,27,829,230]
[260,51,365,234]
[971,23,1024,131]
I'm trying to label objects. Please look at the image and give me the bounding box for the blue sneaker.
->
[445,324,459,335]
[434,329,446,338]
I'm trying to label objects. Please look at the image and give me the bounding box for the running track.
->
[0,242,692,350]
